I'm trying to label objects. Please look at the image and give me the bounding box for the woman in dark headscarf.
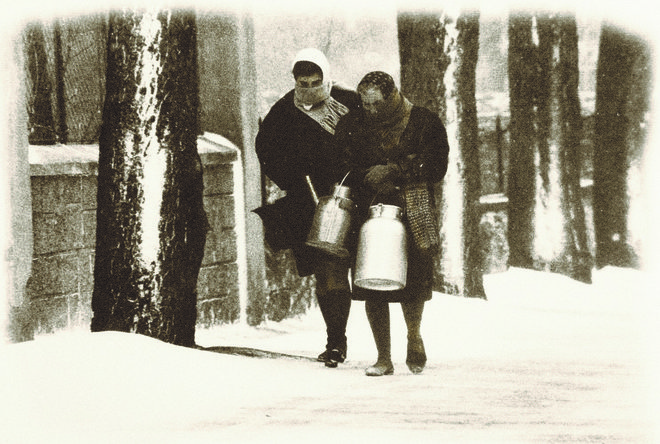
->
[336,71,449,376]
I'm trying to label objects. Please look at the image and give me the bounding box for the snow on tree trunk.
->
[398,10,485,298]
[593,24,652,270]
[533,14,591,283]
[92,10,206,347]
[3,26,33,341]
[508,13,592,283]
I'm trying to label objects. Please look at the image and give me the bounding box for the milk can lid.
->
[368,203,403,219]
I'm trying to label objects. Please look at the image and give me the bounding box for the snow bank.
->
[1,267,657,443]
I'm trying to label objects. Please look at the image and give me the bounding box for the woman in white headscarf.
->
[254,48,361,368]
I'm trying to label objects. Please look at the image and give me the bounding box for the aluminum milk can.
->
[305,184,354,258]
[354,203,407,291]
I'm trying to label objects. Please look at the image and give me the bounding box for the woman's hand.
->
[364,163,400,193]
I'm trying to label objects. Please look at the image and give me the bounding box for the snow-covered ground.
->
[1,267,658,443]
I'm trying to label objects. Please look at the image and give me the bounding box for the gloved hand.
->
[364,163,400,194]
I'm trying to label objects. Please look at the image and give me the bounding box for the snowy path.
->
[1,267,658,443]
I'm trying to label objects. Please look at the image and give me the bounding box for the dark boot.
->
[364,299,394,376]
[401,300,426,374]
[316,288,351,367]
[315,255,352,367]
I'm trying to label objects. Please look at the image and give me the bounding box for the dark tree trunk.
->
[398,11,485,298]
[556,17,593,283]
[398,13,446,115]
[92,9,207,347]
[53,19,68,144]
[507,12,536,269]
[455,13,486,298]
[593,24,651,269]
[25,22,57,145]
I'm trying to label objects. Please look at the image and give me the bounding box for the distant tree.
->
[508,12,591,283]
[398,10,485,298]
[91,9,207,347]
[593,24,652,269]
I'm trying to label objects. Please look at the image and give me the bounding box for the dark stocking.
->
[401,300,426,373]
[364,299,393,376]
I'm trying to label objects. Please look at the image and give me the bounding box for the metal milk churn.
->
[305,183,354,258]
[354,203,407,291]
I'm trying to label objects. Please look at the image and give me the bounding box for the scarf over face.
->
[291,48,349,135]
[357,71,413,153]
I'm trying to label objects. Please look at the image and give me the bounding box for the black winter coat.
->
[335,105,450,302]
[254,86,360,276]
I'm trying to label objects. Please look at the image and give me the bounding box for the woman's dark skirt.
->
[351,239,434,303]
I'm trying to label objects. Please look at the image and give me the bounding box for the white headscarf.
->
[292,48,332,109]
[291,48,332,86]
[291,48,349,135]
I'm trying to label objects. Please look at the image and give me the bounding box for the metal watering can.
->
[305,178,355,259]
[354,203,407,291]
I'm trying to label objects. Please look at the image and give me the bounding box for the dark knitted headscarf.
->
[357,71,396,102]
[357,71,413,152]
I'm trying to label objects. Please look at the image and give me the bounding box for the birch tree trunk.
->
[398,11,485,298]
[92,9,207,347]
[508,13,591,283]
[593,24,652,269]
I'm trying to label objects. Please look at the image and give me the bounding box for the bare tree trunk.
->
[507,12,536,269]
[593,24,651,269]
[398,11,485,298]
[508,13,591,283]
[92,9,206,347]
[25,22,57,145]
[453,12,485,298]
[53,19,68,144]
[556,18,593,283]
[398,13,445,113]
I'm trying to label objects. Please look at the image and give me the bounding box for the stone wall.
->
[16,134,240,340]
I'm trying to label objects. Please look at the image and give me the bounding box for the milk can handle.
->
[368,185,406,217]
[368,184,402,209]
[332,171,351,199]
[305,175,319,205]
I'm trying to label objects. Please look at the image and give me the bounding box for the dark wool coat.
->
[335,106,450,302]
[254,86,360,276]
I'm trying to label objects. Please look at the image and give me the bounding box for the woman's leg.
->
[364,298,394,376]
[314,255,351,366]
[401,300,426,374]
